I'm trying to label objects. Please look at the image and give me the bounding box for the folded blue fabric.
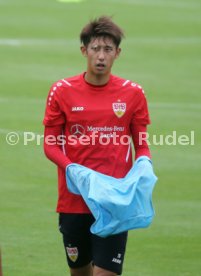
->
[66,156,157,238]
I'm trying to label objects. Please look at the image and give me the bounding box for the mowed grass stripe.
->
[1,37,201,46]
[109,0,201,9]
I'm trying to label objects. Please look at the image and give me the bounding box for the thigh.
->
[92,232,128,275]
[59,213,94,269]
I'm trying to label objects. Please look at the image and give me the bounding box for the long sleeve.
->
[131,123,151,160]
[44,125,72,170]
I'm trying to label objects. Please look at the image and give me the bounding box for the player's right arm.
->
[44,125,71,170]
[43,82,72,170]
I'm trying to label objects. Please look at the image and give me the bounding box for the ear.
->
[115,47,121,59]
[80,45,87,57]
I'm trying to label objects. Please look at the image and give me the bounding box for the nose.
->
[98,49,105,61]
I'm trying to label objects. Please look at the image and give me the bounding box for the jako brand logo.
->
[72,106,84,111]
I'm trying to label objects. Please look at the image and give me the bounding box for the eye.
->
[91,46,99,52]
[105,47,113,52]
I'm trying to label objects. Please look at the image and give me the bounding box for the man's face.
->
[81,37,121,76]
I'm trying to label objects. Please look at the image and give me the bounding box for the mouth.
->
[96,63,106,70]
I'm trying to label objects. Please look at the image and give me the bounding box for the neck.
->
[84,71,110,86]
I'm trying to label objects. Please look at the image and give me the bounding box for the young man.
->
[43,16,151,276]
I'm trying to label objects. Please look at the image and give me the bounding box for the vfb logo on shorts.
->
[112,102,126,118]
[66,246,78,262]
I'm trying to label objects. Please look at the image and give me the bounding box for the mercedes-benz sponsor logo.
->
[70,124,85,138]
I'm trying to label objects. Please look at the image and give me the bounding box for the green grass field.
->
[0,0,201,275]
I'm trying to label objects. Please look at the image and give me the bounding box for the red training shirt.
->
[43,73,151,213]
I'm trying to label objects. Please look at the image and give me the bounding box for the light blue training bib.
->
[66,156,157,238]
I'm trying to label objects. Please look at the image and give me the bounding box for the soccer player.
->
[43,16,151,276]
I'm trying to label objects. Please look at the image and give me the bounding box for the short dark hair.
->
[80,16,124,48]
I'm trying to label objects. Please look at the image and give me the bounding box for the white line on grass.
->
[0,97,45,104]
[127,37,201,45]
[0,37,201,47]
[0,97,200,110]
[0,38,78,47]
[0,128,41,136]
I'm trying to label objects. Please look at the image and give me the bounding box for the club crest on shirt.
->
[112,102,126,118]
[66,247,78,262]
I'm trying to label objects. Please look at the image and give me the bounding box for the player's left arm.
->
[131,123,151,160]
[130,85,151,159]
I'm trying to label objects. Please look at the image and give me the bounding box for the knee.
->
[70,263,93,276]
[93,266,116,276]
